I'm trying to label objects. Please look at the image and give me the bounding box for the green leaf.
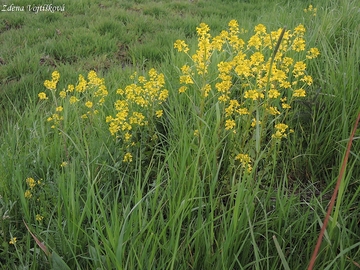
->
[51,251,71,270]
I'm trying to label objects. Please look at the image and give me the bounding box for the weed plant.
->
[0,0,359,269]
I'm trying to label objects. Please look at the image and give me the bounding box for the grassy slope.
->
[0,0,359,269]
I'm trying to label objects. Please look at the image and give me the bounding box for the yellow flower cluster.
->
[235,153,252,173]
[43,70,60,90]
[9,237,17,245]
[41,70,108,128]
[175,20,319,130]
[24,177,38,199]
[24,177,45,222]
[174,20,319,172]
[304,4,317,16]
[106,69,168,162]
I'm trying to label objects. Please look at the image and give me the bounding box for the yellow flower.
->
[44,80,57,90]
[59,90,66,98]
[306,47,320,59]
[272,130,284,139]
[123,152,133,162]
[202,84,211,97]
[244,90,264,100]
[60,161,68,167]
[268,89,280,99]
[215,80,232,93]
[293,89,306,97]
[293,61,306,77]
[36,214,44,221]
[254,24,266,34]
[235,153,251,164]
[236,108,249,115]
[282,103,291,109]
[292,37,306,52]
[272,123,289,139]
[67,84,75,92]
[218,94,229,103]
[75,75,87,92]
[158,90,169,101]
[155,110,163,118]
[9,237,17,245]
[301,75,313,85]
[235,153,252,173]
[247,34,262,50]
[174,40,189,53]
[44,71,60,90]
[69,96,80,105]
[275,123,288,133]
[56,106,63,112]
[225,119,236,130]
[85,101,93,108]
[193,129,199,136]
[24,190,32,199]
[267,106,281,115]
[51,71,60,82]
[124,132,132,141]
[38,92,48,100]
[294,24,306,35]
[181,65,191,74]
[26,177,36,189]
[251,118,261,127]
[179,75,194,84]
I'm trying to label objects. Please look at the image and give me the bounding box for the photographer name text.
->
[2,4,65,13]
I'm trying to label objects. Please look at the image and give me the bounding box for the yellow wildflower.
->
[75,75,87,92]
[236,108,249,115]
[225,119,236,130]
[235,153,251,164]
[9,237,17,245]
[123,152,133,163]
[85,101,93,108]
[56,106,63,112]
[59,90,66,98]
[69,96,79,104]
[268,89,280,99]
[294,24,306,35]
[292,37,306,52]
[24,190,32,199]
[60,161,68,167]
[306,47,320,59]
[282,103,291,109]
[38,92,48,100]
[254,24,266,34]
[244,90,264,100]
[26,177,36,189]
[155,110,163,118]
[251,118,261,127]
[301,75,313,85]
[293,89,306,97]
[267,106,281,115]
[67,84,75,92]
[275,123,288,133]
[51,70,60,82]
[174,40,189,53]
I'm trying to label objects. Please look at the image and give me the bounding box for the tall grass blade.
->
[272,235,290,270]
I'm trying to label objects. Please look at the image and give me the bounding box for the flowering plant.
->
[174,20,319,177]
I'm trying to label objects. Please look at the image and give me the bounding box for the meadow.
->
[0,0,360,269]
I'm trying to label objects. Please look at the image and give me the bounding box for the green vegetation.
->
[1,0,359,269]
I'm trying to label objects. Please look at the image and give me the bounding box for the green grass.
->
[1,0,360,269]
